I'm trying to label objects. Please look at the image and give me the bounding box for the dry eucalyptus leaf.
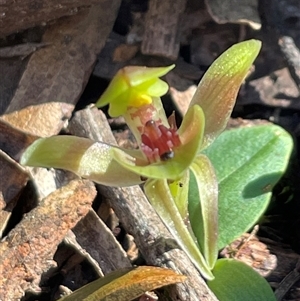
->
[0,179,96,300]
[1,102,74,137]
[59,266,186,301]
[205,0,261,29]
[0,0,109,37]
[3,1,120,137]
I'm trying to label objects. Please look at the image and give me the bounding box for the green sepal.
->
[190,39,262,149]
[20,136,143,187]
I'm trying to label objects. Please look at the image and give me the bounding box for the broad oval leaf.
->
[190,39,261,149]
[203,124,293,249]
[20,136,143,187]
[58,266,185,301]
[207,259,276,301]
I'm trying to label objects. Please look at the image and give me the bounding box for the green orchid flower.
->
[20,40,262,280]
[96,65,175,118]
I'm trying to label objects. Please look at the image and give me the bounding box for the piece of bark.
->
[278,36,300,93]
[239,68,300,109]
[141,0,187,60]
[0,0,104,37]
[0,43,49,58]
[220,231,277,277]
[0,151,28,237]
[275,259,300,301]
[93,32,126,79]
[0,179,96,300]
[169,85,197,116]
[205,0,261,29]
[64,230,104,277]
[1,1,120,137]
[190,24,237,67]
[68,107,218,301]
[113,43,140,62]
[72,209,132,274]
[179,9,212,44]
[262,238,300,300]
[0,119,38,161]
[0,58,28,115]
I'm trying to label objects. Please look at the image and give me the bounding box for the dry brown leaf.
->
[59,266,186,301]
[3,1,120,137]
[0,0,107,37]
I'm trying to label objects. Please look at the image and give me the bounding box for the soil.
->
[0,0,300,300]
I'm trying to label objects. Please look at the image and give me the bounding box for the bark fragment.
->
[0,179,96,300]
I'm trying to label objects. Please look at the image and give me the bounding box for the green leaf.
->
[58,266,185,301]
[190,39,262,149]
[207,259,276,301]
[144,178,214,280]
[20,136,143,187]
[188,154,218,269]
[114,105,205,180]
[203,124,293,249]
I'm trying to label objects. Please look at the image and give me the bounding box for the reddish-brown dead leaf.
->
[97,266,186,300]
[59,266,186,301]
